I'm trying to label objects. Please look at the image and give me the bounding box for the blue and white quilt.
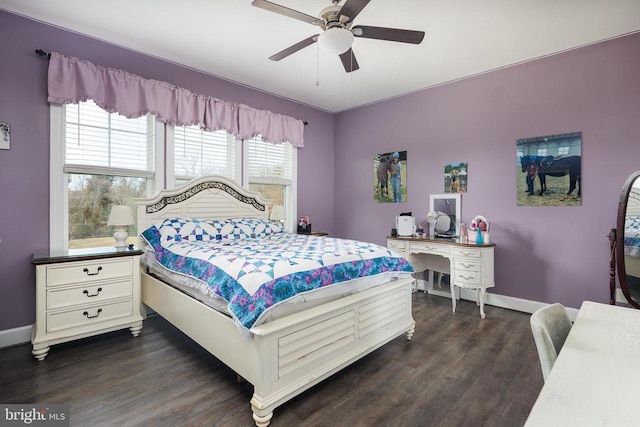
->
[141,218,414,331]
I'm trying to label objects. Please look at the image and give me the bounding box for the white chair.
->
[530,303,572,382]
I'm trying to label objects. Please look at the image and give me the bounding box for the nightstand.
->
[31,246,144,361]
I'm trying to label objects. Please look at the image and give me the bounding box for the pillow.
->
[156,218,234,242]
[229,218,284,238]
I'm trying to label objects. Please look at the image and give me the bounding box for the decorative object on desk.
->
[516,132,582,206]
[469,215,490,244]
[444,162,467,193]
[107,205,135,250]
[475,228,484,244]
[395,214,415,237]
[460,223,468,242]
[374,150,407,203]
[0,122,10,150]
[429,193,461,237]
[270,205,285,225]
[297,216,311,234]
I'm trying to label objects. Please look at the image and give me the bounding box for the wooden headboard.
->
[136,175,271,231]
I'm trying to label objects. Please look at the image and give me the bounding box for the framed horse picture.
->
[516,132,582,206]
[374,150,407,203]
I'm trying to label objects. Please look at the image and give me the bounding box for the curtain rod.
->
[35,48,309,126]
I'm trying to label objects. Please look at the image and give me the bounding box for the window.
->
[51,101,298,250]
[246,137,296,227]
[173,125,236,186]
[558,145,569,156]
[53,100,156,250]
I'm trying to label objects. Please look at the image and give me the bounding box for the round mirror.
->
[616,170,640,308]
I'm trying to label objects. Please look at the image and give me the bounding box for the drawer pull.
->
[82,287,103,298]
[459,275,475,280]
[460,263,475,269]
[83,266,103,276]
[83,308,103,319]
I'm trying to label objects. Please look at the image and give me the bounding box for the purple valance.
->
[47,52,304,147]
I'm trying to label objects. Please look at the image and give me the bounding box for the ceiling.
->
[2,0,640,113]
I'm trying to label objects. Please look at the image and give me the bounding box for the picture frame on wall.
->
[516,132,582,206]
[444,162,467,193]
[0,123,10,150]
[373,150,407,203]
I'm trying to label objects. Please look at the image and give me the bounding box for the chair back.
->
[530,303,572,381]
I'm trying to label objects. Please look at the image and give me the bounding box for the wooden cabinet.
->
[31,247,144,360]
[387,237,495,318]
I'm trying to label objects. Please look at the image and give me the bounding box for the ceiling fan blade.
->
[352,25,425,44]
[338,0,371,23]
[269,35,319,61]
[339,48,360,73]
[252,0,323,27]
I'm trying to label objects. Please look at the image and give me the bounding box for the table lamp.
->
[270,205,285,224]
[107,205,134,250]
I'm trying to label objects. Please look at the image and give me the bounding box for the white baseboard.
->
[416,279,581,321]
[0,325,32,349]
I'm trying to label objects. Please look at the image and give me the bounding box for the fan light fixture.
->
[318,27,354,55]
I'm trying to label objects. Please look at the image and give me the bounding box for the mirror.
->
[429,194,461,237]
[614,170,640,308]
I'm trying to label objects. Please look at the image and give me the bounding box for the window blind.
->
[247,138,293,183]
[174,126,235,180]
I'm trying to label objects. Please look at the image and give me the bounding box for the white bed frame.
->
[136,175,415,426]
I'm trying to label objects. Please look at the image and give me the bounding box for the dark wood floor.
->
[0,293,543,427]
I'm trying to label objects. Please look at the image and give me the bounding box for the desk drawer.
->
[47,279,133,310]
[46,258,133,287]
[453,248,482,259]
[387,241,407,254]
[453,258,481,272]
[453,270,482,285]
[46,299,133,334]
[410,242,449,257]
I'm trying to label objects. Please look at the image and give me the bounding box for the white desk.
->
[526,301,640,426]
[387,237,495,318]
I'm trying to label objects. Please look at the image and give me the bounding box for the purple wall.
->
[334,32,640,308]
[0,11,334,330]
[2,9,639,332]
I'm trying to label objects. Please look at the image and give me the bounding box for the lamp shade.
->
[270,205,285,221]
[318,28,354,55]
[107,205,134,226]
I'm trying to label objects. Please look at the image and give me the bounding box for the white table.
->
[525,301,640,426]
[387,237,495,318]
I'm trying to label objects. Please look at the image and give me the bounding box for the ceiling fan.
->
[251,0,425,72]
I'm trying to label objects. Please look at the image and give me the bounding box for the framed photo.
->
[0,123,10,150]
[444,162,467,193]
[374,150,407,203]
[516,132,582,206]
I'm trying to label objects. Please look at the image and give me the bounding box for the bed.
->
[136,175,415,426]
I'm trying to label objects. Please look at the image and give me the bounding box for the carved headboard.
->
[136,175,271,232]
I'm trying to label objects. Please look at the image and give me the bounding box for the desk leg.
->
[426,270,434,294]
[450,283,457,313]
[479,287,486,319]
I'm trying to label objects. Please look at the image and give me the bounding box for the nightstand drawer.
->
[46,258,133,287]
[46,279,133,310]
[46,299,134,334]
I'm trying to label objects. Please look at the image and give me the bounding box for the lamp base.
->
[113,228,128,251]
